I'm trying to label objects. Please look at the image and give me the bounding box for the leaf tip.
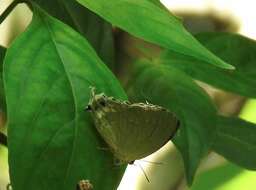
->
[221,62,236,70]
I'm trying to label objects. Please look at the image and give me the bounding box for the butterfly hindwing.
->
[88,92,178,163]
[105,103,178,163]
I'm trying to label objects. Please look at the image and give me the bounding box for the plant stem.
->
[0,0,28,25]
[0,131,7,147]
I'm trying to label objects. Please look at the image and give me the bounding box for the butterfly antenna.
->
[141,160,163,165]
[134,162,150,183]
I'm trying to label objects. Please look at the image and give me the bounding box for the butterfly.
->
[86,88,179,164]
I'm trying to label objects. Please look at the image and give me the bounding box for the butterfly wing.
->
[92,99,178,163]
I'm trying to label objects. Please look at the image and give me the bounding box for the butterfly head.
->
[86,87,108,112]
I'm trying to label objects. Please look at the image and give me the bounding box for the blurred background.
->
[0,0,256,190]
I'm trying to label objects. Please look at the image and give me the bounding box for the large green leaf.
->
[76,0,233,70]
[161,32,256,98]
[147,0,168,9]
[4,4,127,190]
[213,115,256,170]
[0,46,5,70]
[33,0,115,69]
[127,60,217,184]
[0,46,6,112]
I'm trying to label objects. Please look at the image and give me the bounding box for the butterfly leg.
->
[99,158,125,171]
[97,146,110,151]
[113,158,124,166]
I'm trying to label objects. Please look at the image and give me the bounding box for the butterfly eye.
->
[99,101,106,107]
[85,105,92,111]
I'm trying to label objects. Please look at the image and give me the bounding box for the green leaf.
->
[33,0,115,69]
[147,0,167,9]
[0,46,6,112]
[213,115,256,170]
[127,60,217,184]
[191,162,245,190]
[147,0,182,21]
[0,46,5,72]
[76,0,234,70]
[4,4,127,190]
[161,32,256,98]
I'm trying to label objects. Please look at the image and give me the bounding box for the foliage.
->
[127,61,217,184]
[214,116,256,170]
[160,32,256,98]
[0,0,255,189]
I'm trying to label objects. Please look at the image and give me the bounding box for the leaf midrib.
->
[38,11,79,185]
[216,130,256,150]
